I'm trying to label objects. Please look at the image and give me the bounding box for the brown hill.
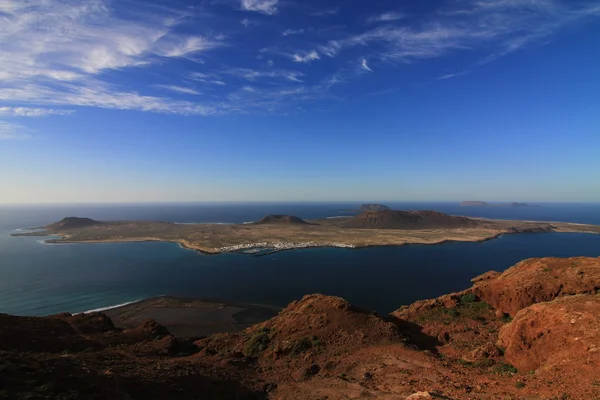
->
[340,210,481,230]
[46,217,101,231]
[255,215,309,225]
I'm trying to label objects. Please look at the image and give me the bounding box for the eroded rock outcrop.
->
[498,295,600,375]
[473,256,600,316]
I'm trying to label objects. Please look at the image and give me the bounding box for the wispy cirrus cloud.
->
[283,28,312,36]
[0,107,75,117]
[292,50,320,63]
[241,0,279,15]
[0,121,32,140]
[0,0,598,118]
[155,85,202,95]
[0,1,222,81]
[0,81,221,116]
[309,8,339,17]
[224,68,304,82]
[189,73,226,85]
[437,70,471,80]
[0,0,227,115]
[367,11,405,23]
[325,0,600,64]
[241,18,260,27]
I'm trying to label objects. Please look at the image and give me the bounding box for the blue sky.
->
[0,0,599,203]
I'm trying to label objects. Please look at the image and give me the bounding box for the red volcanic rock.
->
[498,295,600,378]
[246,294,404,355]
[473,257,600,316]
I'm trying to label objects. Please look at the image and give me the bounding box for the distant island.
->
[460,201,541,207]
[12,209,599,255]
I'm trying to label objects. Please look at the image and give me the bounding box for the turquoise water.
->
[1,203,600,316]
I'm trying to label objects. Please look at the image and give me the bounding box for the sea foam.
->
[83,299,143,314]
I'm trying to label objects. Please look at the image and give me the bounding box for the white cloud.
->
[224,68,304,82]
[320,75,342,89]
[437,70,471,80]
[0,121,32,140]
[155,85,202,95]
[361,58,373,72]
[283,28,314,36]
[241,18,259,27]
[367,11,405,23]
[0,0,224,114]
[155,36,220,58]
[0,107,75,117]
[323,0,600,64]
[0,1,222,81]
[0,81,221,116]
[283,28,304,36]
[309,8,339,17]
[292,50,320,63]
[0,0,598,117]
[189,73,226,85]
[319,41,343,57]
[241,0,279,15]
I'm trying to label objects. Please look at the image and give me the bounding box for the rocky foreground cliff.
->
[1,257,599,399]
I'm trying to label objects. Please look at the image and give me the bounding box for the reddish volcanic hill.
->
[255,215,309,225]
[341,210,482,229]
[45,217,101,231]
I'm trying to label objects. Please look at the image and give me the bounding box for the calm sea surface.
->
[1,202,599,316]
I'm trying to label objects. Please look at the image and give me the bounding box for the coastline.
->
[13,214,600,256]
[100,296,281,337]
[31,230,573,255]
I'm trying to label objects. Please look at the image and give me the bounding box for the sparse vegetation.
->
[492,363,518,375]
[244,331,271,357]
[444,307,459,317]
[290,336,322,356]
[461,293,477,304]
[475,359,495,368]
[501,314,513,323]
[515,381,526,389]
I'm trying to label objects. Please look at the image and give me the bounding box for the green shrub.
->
[244,332,270,357]
[501,314,513,323]
[492,363,517,375]
[515,381,525,389]
[290,336,322,356]
[290,337,314,356]
[444,307,459,317]
[460,293,477,304]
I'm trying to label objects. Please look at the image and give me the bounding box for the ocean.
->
[1,202,599,316]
